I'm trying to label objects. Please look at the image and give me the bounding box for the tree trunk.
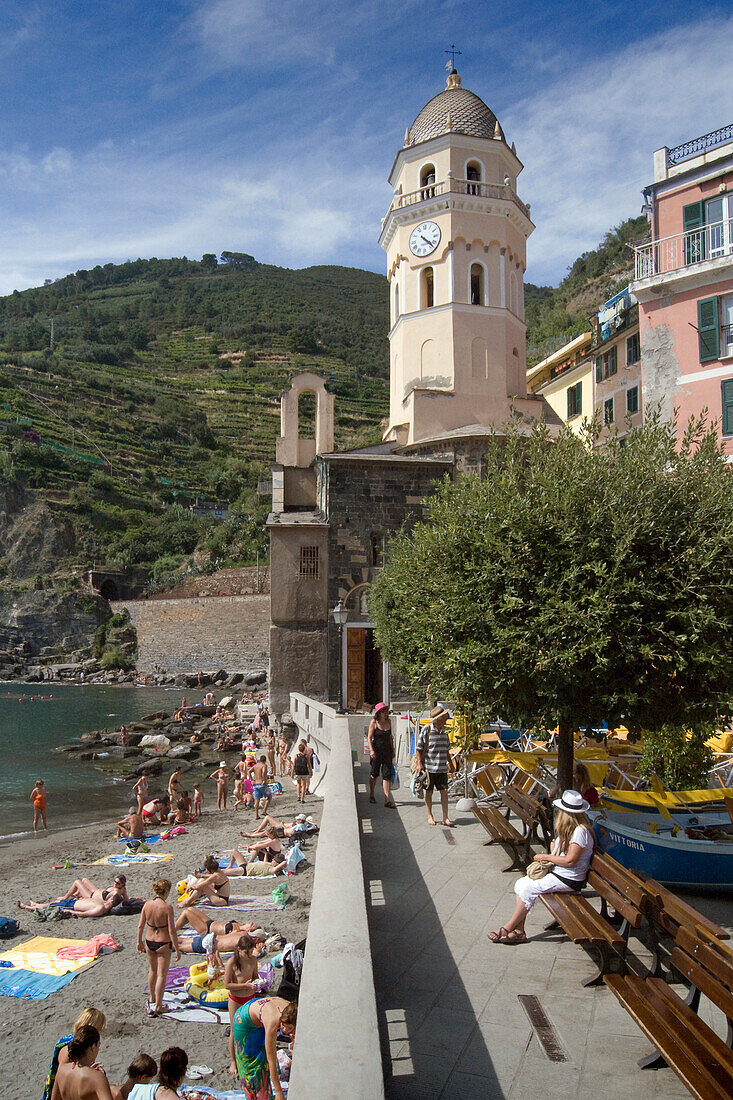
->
[557,716,574,794]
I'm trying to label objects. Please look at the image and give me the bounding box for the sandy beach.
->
[2,776,317,1100]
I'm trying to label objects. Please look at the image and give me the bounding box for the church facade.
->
[267,69,559,716]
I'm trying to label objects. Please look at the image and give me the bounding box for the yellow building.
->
[526,332,593,435]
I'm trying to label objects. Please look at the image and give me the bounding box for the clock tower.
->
[379,68,538,446]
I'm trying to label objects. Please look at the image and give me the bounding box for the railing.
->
[667,124,733,166]
[384,177,531,226]
[723,324,733,356]
[633,219,733,279]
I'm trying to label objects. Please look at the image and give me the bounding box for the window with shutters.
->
[697,296,720,362]
[566,381,582,418]
[298,545,319,579]
[626,386,639,414]
[684,196,733,265]
[722,294,733,357]
[604,397,614,425]
[626,332,640,365]
[723,379,733,436]
[595,346,618,381]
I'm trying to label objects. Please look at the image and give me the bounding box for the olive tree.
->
[370,414,733,791]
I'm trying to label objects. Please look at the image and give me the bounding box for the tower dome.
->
[407,70,499,147]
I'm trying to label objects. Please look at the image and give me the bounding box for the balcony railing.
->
[383,177,531,227]
[667,124,733,166]
[633,219,733,280]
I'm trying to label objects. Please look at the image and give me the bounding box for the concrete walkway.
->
[357,762,731,1100]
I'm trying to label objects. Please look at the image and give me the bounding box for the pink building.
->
[630,124,733,454]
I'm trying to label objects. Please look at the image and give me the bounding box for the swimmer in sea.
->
[31,778,48,832]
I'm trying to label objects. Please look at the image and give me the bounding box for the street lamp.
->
[331,599,349,713]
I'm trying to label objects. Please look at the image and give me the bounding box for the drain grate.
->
[441,827,456,845]
[518,995,568,1063]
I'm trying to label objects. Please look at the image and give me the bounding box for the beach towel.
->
[93,852,174,866]
[56,933,120,960]
[196,897,286,913]
[0,967,78,999]
[116,834,161,844]
[180,1088,253,1099]
[158,990,229,1024]
[0,936,99,976]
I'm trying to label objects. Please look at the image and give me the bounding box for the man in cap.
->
[415,702,454,826]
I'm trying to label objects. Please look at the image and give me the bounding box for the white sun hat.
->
[552,789,590,814]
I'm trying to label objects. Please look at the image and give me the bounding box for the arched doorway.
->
[341,582,389,710]
[99,579,119,600]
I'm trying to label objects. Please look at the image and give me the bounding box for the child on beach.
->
[192,784,203,817]
[31,779,47,832]
[115,1052,157,1098]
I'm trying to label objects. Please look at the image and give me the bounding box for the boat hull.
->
[593,812,733,890]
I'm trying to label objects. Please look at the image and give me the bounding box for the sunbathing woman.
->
[223,851,287,877]
[50,1024,114,1100]
[225,935,261,1075]
[241,812,315,839]
[233,997,297,1100]
[137,878,181,1017]
[179,855,231,907]
[21,876,127,917]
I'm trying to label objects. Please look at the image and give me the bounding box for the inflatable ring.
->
[185,962,229,1009]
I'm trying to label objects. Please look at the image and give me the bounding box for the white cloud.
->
[41,148,73,176]
[505,16,733,284]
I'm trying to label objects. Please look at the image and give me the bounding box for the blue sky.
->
[1,0,731,295]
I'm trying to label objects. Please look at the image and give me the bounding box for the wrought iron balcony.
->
[382,177,531,229]
[632,219,733,281]
[667,124,733,167]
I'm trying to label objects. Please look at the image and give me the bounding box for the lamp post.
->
[331,599,349,713]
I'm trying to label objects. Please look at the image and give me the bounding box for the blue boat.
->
[593,810,733,890]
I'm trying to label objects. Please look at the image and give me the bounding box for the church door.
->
[346,626,384,709]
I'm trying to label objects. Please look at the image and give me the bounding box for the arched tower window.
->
[421,266,434,309]
[510,271,518,315]
[466,160,482,196]
[394,281,400,322]
[420,163,436,200]
[470,263,486,306]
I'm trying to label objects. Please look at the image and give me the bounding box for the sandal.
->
[487,927,509,943]
[502,930,528,945]
[384,802,396,809]
[369,796,376,804]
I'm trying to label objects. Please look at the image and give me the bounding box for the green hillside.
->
[0,217,649,586]
[0,255,390,584]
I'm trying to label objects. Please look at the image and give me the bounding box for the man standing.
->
[415,702,453,827]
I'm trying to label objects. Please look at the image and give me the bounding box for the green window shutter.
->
[683,200,706,264]
[626,386,638,414]
[698,297,720,362]
[723,380,733,436]
[576,380,582,414]
[608,346,617,375]
[595,355,603,383]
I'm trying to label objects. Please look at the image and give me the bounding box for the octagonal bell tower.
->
[379,68,535,446]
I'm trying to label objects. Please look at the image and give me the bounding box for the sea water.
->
[0,683,203,840]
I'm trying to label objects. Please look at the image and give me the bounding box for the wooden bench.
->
[541,851,649,986]
[604,926,733,1096]
[633,870,730,977]
[471,783,550,872]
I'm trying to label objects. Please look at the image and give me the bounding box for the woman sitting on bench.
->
[488,790,593,945]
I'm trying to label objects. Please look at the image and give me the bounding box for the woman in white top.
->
[488,789,594,945]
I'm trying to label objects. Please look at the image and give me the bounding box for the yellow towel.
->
[93,853,174,865]
[0,936,96,976]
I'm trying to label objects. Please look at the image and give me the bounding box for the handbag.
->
[526,860,550,880]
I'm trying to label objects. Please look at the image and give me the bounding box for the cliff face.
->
[0,487,78,580]
[0,589,109,661]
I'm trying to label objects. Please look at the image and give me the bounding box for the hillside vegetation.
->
[0,217,649,584]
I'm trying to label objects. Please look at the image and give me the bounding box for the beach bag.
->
[526,861,550,880]
[284,844,305,873]
[271,882,289,905]
[410,726,429,773]
[277,938,305,1001]
[312,753,321,773]
[391,765,401,791]
[0,917,19,938]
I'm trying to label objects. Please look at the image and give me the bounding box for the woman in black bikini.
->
[178,855,231,908]
[137,878,181,1017]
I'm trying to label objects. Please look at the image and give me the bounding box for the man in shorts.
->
[251,756,271,820]
[414,702,453,827]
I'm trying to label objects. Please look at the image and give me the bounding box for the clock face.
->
[409,221,441,257]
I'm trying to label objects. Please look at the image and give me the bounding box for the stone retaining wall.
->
[113,594,269,674]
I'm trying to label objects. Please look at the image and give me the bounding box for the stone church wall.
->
[113,595,269,674]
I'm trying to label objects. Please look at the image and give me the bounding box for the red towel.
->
[56,934,120,960]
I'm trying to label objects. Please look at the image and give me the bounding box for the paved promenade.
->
[357,762,732,1100]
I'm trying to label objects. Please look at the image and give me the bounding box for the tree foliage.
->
[370,414,733,788]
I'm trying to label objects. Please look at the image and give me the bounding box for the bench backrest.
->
[502,785,543,827]
[671,927,733,1022]
[586,851,649,928]
[638,872,731,942]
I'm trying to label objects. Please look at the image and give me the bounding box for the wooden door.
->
[346,628,366,710]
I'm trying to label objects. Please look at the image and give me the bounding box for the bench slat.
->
[541,893,624,949]
[636,873,730,941]
[589,852,649,909]
[605,973,733,1099]
[586,869,646,929]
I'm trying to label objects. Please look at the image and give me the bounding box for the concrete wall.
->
[114,595,269,674]
[287,695,384,1100]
